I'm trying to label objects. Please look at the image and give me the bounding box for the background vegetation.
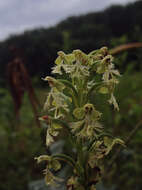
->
[0,0,142,190]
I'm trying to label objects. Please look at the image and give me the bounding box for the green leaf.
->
[103,136,113,147]
[104,137,125,155]
[58,79,79,107]
[113,138,125,147]
[58,79,78,97]
[51,118,70,131]
[52,154,77,170]
[96,65,106,74]
[55,56,62,65]
[87,82,103,97]
[51,159,61,171]
[51,122,62,130]
[99,87,109,94]
[73,49,89,65]
[43,76,65,91]
[65,53,75,64]
[35,155,51,163]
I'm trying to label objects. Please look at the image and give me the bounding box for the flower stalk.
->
[35,47,125,190]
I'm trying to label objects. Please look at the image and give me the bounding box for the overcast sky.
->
[0,0,136,41]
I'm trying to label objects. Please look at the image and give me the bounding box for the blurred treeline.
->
[0,1,142,190]
[0,0,142,83]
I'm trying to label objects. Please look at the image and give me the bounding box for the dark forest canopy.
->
[0,0,142,82]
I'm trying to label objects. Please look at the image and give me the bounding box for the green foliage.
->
[0,88,46,190]
[103,72,142,190]
[88,70,142,190]
[1,71,142,190]
[0,1,142,189]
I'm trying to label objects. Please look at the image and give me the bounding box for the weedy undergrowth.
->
[35,47,125,190]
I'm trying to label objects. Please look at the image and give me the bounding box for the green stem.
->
[58,79,79,107]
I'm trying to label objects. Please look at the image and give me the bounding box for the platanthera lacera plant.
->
[35,47,125,190]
